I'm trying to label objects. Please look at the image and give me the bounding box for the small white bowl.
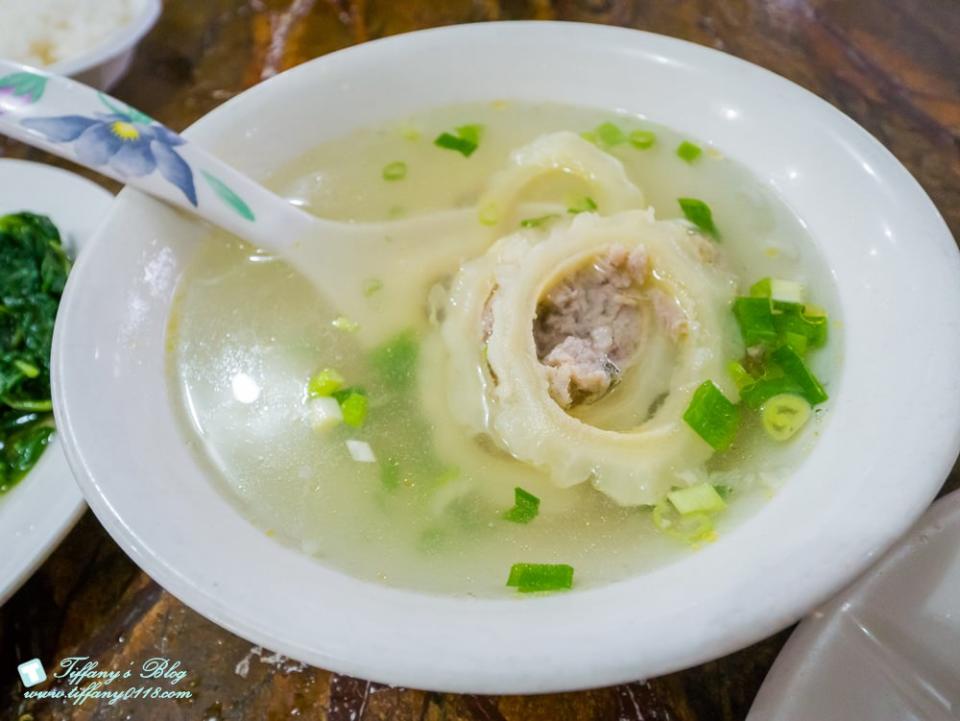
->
[52,23,960,693]
[0,159,113,605]
[46,0,161,91]
[747,490,960,720]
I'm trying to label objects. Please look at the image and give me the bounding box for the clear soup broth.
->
[169,101,840,595]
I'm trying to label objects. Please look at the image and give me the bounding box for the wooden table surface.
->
[2,1,958,719]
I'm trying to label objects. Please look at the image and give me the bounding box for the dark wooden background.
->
[1,1,958,719]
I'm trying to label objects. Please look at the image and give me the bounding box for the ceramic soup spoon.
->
[0,60,515,344]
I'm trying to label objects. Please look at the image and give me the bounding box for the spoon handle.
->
[0,60,314,249]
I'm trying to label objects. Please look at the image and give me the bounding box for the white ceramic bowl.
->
[0,159,113,605]
[46,0,161,90]
[52,23,960,693]
[747,490,960,721]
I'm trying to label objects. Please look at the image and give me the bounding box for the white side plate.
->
[748,489,960,721]
[0,159,112,605]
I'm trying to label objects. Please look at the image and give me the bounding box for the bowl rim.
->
[52,20,960,693]
[47,0,162,77]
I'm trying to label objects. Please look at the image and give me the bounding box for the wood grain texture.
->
[1,1,957,719]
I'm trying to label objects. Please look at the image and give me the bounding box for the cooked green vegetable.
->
[434,124,484,157]
[678,198,719,239]
[676,140,703,163]
[683,381,740,451]
[761,393,812,441]
[0,212,69,494]
[382,161,407,181]
[371,331,419,391]
[503,486,540,524]
[506,563,574,592]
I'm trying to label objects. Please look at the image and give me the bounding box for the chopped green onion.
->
[503,487,541,524]
[678,198,719,239]
[457,124,483,144]
[3,398,52,412]
[783,331,808,355]
[773,303,828,350]
[434,124,483,157]
[13,360,39,378]
[668,482,727,515]
[628,129,656,149]
[771,345,828,405]
[506,563,574,593]
[567,196,598,214]
[371,331,419,392]
[750,277,804,304]
[739,376,805,410]
[363,278,383,297]
[400,127,421,141]
[307,396,342,432]
[595,121,626,146]
[478,202,499,226]
[331,385,366,403]
[727,360,754,390]
[331,316,360,333]
[713,484,734,500]
[338,390,368,428]
[434,133,475,156]
[418,527,445,553]
[653,499,716,545]
[382,161,407,181]
[520,214,560,229]
[380,457,401,489]
[346,439,376,463]
[676,140,703,163]
[761,393,812,441]
[435,465,460,486]
[733,297,778,346]
[683,380,740,451]
[308,368,345,397]
[579,130,598,144]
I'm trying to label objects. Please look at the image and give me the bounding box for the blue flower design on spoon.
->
[21,96,196,205]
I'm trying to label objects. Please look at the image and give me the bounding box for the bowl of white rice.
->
[0,0,161,90]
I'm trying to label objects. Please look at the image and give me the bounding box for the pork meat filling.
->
[533,245,649,407]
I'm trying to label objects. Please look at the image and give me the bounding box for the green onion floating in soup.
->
[507,563,574,593]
